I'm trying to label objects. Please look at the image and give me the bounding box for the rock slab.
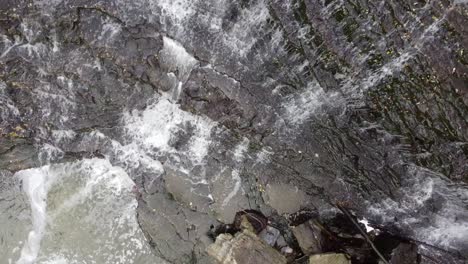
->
[207,230,287,264]
[309,253,350,264]
[292,220,324,255]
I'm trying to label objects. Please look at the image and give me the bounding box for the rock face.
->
[207,230,287,264]
[0,0,467,263]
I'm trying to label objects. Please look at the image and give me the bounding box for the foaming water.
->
[16,168,53,264]
[2,159,164,264]
[123,97,215,166]
[160,36,198,82]
[368,165,468,253]
[281,81,338,127]
[0,0,466,262]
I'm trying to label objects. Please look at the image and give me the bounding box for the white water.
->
[16,168,52,264]
[221,169,241,207]
[281,81,339,127]
[368,165,468,252]
[1,0,467,262]
[123,97,215,166]
[160,37,198,83]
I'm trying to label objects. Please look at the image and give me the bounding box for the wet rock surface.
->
[0,0,467,263]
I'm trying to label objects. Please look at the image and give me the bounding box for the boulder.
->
[390,243,418,264]
[207,229,287,264]
[309,253,350,264]
[292,220,325,255]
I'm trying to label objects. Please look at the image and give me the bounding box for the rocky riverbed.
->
[0,0,467,263]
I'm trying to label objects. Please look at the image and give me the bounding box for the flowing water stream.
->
[1,0,467,263]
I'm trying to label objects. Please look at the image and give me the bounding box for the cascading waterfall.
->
[1,0,467,263]
[16,168,50,264]
[0,22,211,262]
